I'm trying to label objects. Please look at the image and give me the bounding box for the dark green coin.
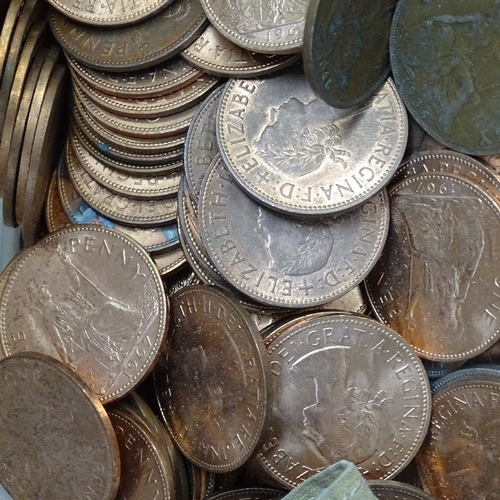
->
[303,0,397,108]
[390,0,500,155]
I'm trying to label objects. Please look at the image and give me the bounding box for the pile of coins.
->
[1,0,500,499]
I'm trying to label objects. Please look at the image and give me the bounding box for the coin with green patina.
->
[303,0,397,108]
[390,0,500,155]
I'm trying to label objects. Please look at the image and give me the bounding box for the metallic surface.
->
[368,480,435,500]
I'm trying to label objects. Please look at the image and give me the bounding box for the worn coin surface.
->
[67,55,204,98]
[182,24,298,77]
[49,0,207,72]
[0,353,120,499]
[256,313,431,488]
[365,172,500,361]
[368,480,435,500]
[199,156,389,308]
[416,379,500,499]
[390,0,500,155]
[0,225,167,403]
[47,0,173,27]
[155,284,271,472]
[218,72,407,215]
[0,0,26,83]
[199,0,308,54]
[303,0,397,108]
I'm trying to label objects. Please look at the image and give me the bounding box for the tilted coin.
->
[49,0,207,72]
[303,0,397,109]
[108,407,176,500]
[181,24,299,78]
[58,159,180,253]
[218,72,407,215]
[67,55,204,98]
[256,313,431,487]
[155,284,271,472]
[153,246,187,277]
[47,0,173,27]
[71,132,182,200]
[199,0,308,54]
[0,0,27,83]
[368,480,436,500]
[206,488,285,500]
[67,146,179,227]
[186,463,216,500]
[416,378,500,499]
[365,172,500,361]
[184,85,222,202]
[198,156,389,308]
[390,0,500,155]
[430,366,500,396]
[0,353,120,499]
[45,168,71,232]
[0,225,168,403]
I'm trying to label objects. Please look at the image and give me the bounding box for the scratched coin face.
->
[198,156,389,308]
[155,284,271,472]
[256,313,431,488]
[0,225,167,403]
[0,353,120,499]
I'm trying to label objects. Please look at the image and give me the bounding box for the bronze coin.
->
[67,55,204,99]
[45,168,71,232]
[49,0,207,72]
[155,284,272,472]
[0,353,120,499]
[0,225,168,403]
[256,313,431,488]
[368,480,436,500]
[303,0,397,109]
[0,0,27,83]
[365,171,500,361]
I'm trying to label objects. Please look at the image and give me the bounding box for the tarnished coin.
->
[416,379,500,499]
[0,353,120,499]
[108,407,176,500]
[67,146,178,227]
[59,159,180,252]
[155,284,271,472]
[199,0,308,54]
[0,225,167,403]
[256,313,431,487]
[218,72,407,215]
[0,0,26,83]
[49,0,207,72]
[47,0,173,27]
[368,480,435,500]
[184,85,222,202]
[45,168,71,232]
[182,24,299,77]
[303,0,397,108]
[199,156,389,308]
[390,0,500,155]
[67,55,204,99]
[71,132,182,200]
[365,172,500,361]
[206,489,285,500]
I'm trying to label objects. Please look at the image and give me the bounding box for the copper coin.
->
[67,55,204,99]
[368,480,436,500]
[303,0,397,109]
[0,353,120,499]
[67,146,179,227]
[0,225,168,403]
[256,313,431,488]
[108,407,176,500]
[218,71,407,215]
[47,0,173,27]
[181,24,299,78]
[155,284,271,472]
[416,378,500,499]
[199,0,308,54]
[365,171,500,361]
[45,168,71,232]
[71,132,182,200]
[198,156,389,308]
[49,0,207,72]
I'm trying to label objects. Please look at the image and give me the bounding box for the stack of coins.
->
[2,0,500,498]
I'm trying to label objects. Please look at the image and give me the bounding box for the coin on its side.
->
[45,168,71,232]
[155,284,271,472]
[0,0,27,83]
[199,156,389,308]
[368,481,435,499]
[153,246,187,277]
[218,72,407,215]
[365,172,500,361]
[0,353,120,499]
[256,313,431,488]
[0,225,168,403]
